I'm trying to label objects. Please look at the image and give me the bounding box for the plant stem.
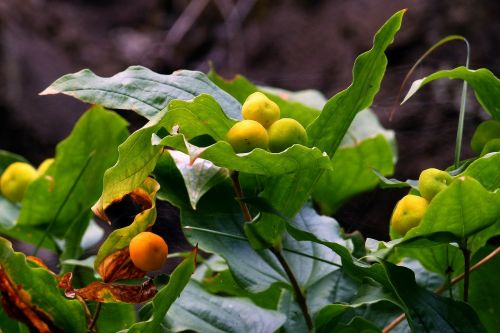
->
[461,245,471,302]
[88,302,102,332]
[230,171,252,221]
[271,247,314,330]
[229,171,313,331]
[382,246,499,333]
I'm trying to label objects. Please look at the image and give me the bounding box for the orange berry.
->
[129,232,168,272]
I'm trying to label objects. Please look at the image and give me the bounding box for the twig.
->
[229,171,314,331]
[382,246,500,333]
[87,302,101,332]
[461,245,471,302]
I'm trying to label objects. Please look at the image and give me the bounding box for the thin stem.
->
[229,171,313,331]
[271,247,314,330]
[461,245,471,302]
[230,171,252,222]
[383,246,499,333]
[88,302,102,332]
[454,38,470,169]
[34,151,95,256]
[184,226,341,268]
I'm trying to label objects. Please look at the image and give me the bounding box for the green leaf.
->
[168,150,230,210]
[124,249,197,333]
[460,152,500,191]
[462,246,500,333]
[283,211,486,332]
[161,134,332,177]
[315,304,381,333]
[0,237,87,332]
[17,106,128,237]
[401,176,500,251]
[372,170,419,189]
[41,66,241,120]
[96,303,136,333]
[307,10,405,157]
[314,133,395,215]
[402,67,500,120]
[0,150,28,174]
[164,281,286,333]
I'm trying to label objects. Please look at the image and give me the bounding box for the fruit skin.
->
[226,120,269,153]
[129,232,168,272]
[37,158,54,175]
[267,118,308,153]
[242,92,280,128]
[0,162,38,203]
[418,168,453,201]
[471,120,500,154]
[390,194,428,236]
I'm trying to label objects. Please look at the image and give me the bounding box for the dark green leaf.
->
[41,66,241,120]
[460,152,500,191]
[307,10,405,157]
[17,106,128,237]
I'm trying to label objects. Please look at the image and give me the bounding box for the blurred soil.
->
[0,0,499,249]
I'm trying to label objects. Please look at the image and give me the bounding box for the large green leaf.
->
[17,106,128,237]
[124,249,197,333]
[0,237,87,332]
[460,152,500,191]
[402,67,500,120]
[284,217,486,333]
[461,246,500,333]
[164,281,286,333]
[41,66,241,120]
[307,10,405,157]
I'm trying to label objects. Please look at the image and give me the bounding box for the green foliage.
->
[403,67,500,120]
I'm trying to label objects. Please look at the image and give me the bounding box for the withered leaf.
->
[97,247,146,283]
[58,272,157,304]
[0,266,59,333]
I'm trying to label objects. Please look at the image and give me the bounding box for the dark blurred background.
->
[0,0,499,241]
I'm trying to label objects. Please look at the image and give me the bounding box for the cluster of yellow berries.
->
[226,92,308,153]
[0,158,54,203]
[390,168,453,236]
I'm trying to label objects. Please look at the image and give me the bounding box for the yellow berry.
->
[390,195,428,236]
[267,118,307,153]
[129,232,168,272]
[0,162,38,203]
[242,92,280,128]
[226,120,269,153]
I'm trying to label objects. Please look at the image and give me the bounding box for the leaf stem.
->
[88,302,101,332]
[454,38,470,169]
[229,171,314,331]
[33,151,95,256]
[461,245,471,302]
[382,246,499,333]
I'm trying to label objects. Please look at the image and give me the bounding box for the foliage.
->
[1,8,499,333]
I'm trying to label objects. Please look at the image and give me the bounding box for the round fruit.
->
[390,195,428,236]
[0,162,38,203]
[129,232,168,272]
[242,92,280,128]
[226,120,269,153]
[418,168,453,201]
[37,158,54,175]
[267,118,308,153]
[471,120,500,154]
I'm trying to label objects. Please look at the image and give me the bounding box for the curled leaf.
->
[97,247,146,283]
[58,273,157,304]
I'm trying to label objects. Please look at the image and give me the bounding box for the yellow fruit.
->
[267,118,308,153]
[37,158,54,175]
[418,168,453,201]
[0,162,38,203]
[226,120,269,153]
[390,195,428,236]
[129,232,168,272]
[242,92,280,128]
